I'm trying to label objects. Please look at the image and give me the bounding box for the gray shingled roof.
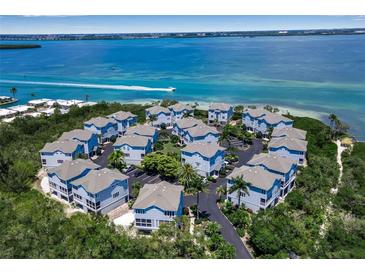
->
[132,181,183,211]
[186,124,219,137]
[227,165,281,190]
[59,129,95,142]
[72,168,129,194]
[209,103,232,112]
[40,140,82,154]
[125,124,157,137]
[247,153,296,174]
[146,105,170,115]
[114,135,150,147]
[107,110,136,121]
[182,142,226,158]
[272,127,307,140]
[84,117,116,128]
[169,103,193,112]
[175,117,204,129]
[268,137,308,152]
[244,108,292,124]
[48,159,100,181]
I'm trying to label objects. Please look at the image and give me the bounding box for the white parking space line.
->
[126,169,137,175]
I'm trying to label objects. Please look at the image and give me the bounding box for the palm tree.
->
[178,163,198,190]
[328,113,338,139]
[108,150,126,171]
[216,185,227,202]
[9,87,17,98]
[228,175,250,207]
[149,114,158,126]
[188,176,209,220]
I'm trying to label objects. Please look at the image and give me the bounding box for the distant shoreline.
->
[1,28,364,41]
[0,44,41,49]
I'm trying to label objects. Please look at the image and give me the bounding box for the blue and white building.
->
[226,165,282,212]
[247,153,297,198]
[172,117,204,136]
[47,159,100,202]
[40,140,85,167]
[145,105,172,127]
[181,142,226,177]
[113,135,153,165]
[208,103,233,125]
[242,108,293,135]
[168,103,193,122]
[107,110,137,135]
[268,137,308,166]
[132,181,184,231]
[59,129,99,157]
[271,127,307,140]
[84,117,118,143]
[71,168,130,214]
[183,124,220,144]
[125,124,158,144]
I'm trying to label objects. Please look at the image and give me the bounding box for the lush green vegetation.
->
[248,116,341,258]
[221,201,251,237]
[0,102,233,258]
[141,152,180,180]
[317,142,365,258]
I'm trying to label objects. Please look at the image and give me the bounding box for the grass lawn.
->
[162,142,181,155]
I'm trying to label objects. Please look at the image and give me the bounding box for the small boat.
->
[168,87,176,92]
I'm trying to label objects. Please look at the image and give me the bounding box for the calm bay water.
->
[0,36,365,139]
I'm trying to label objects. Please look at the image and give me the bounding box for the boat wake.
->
[0,79,175,92]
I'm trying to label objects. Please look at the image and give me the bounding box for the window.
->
[135,218,152,227]
[135,209,145,214]
[124,153,130,157]
[164,211,175,217]
[260,198,266,205]
[57,159,64,164]
[59,186,68,194]
[74,193,82,200]
[141,154,145,157]
[86,199,96,209]
[240,192,246,197]
[42,159,47,165]
[49,181,57,188]
[195,162,200,167]
[113,192,119,198]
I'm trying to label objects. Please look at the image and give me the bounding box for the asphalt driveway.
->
[93,142,114,168]
[184,138,262,259]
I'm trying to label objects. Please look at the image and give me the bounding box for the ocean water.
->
[0,36,364,139]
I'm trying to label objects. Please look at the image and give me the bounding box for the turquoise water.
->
[0,36,365,139]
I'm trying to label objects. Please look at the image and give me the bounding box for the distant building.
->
[8,104,35,114]
[181,142,226,177]
[71,168,129,214]
[59,129,99,157]
[125,124,158,144]
[27,98,52,107]
[226,165,282,212]
[132,181,184,230]
[107,110,137,135]
[56,99,83,109]
[47,159,100,203]
[113,135,152,165]
[40,140,85,167]
[145,105,171,127]
[84,117,118,143]
[208,103,233,125]
[268,137,308,165]
[168,103,193,122]
[0,109,17,119]
[183,124,220,144]
[242,108,293,135]
[247,153,297,198]
[271,127,307,140]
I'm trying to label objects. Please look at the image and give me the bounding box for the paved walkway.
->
[184,139,262,259]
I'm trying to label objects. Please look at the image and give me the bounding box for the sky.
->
[1,15,365,34]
